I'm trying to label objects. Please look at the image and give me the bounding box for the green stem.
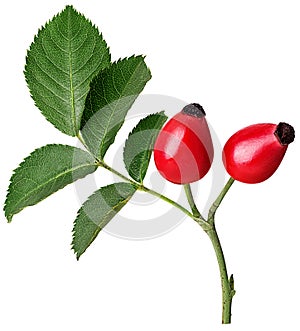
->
[98,160,210,229]
[183,184,202,219]
[184,178,236,323]
[77,132,90,152]
[208,177,235,223]
[141,186,210,230]
[205,177,235,323]
[99,160,186,211]
[140,186,193,220]
[99,160,137,186]
[206,225,235,324]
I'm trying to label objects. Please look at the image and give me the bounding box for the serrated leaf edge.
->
[99,55,151,158]
[71,182,137,259]
[81,55,150,127]
[124,111,167,182]
[81,55,151,159]
[24,5,111,136]
[4,144,97,222]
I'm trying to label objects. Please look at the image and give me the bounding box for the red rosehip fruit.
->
[153,103,214,184]
[222,122,295,184]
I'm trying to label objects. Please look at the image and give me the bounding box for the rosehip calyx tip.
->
[182,103,206,118]
[274,122,295,145]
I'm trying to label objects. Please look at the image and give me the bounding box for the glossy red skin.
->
[222,123,288,184]
[154,112,214,184]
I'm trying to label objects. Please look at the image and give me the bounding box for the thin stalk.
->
[206,225,235,323]
[208,177,235,223]
[184,180,235,323]
[141,186,193,220]
[184,184,202,219]
[204,177,236,323]
[142,185,210,230]
[98,160,138,186]
[98,160,210,229]
[77,132,91,153]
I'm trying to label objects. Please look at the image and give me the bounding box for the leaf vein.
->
[12,162,95,212]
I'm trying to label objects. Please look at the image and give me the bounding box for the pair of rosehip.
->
[154,103,295,184]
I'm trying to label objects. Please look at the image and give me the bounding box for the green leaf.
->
[81,56,151,159]
[72,182,136,259]
[123,112,168,182]
[25,5,111,136]
[4,144,97,222]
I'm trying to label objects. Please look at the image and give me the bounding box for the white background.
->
[1,0,300,330]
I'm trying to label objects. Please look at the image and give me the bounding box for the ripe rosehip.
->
[222,122,295,184]
[153,103,214,184]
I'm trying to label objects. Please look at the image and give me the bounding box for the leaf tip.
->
[72,245,81,260]
[65,4,75,9]
[4,210,13,223]
[63,4,78,15]
[71,241,84,261]
[71,241,81,261]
